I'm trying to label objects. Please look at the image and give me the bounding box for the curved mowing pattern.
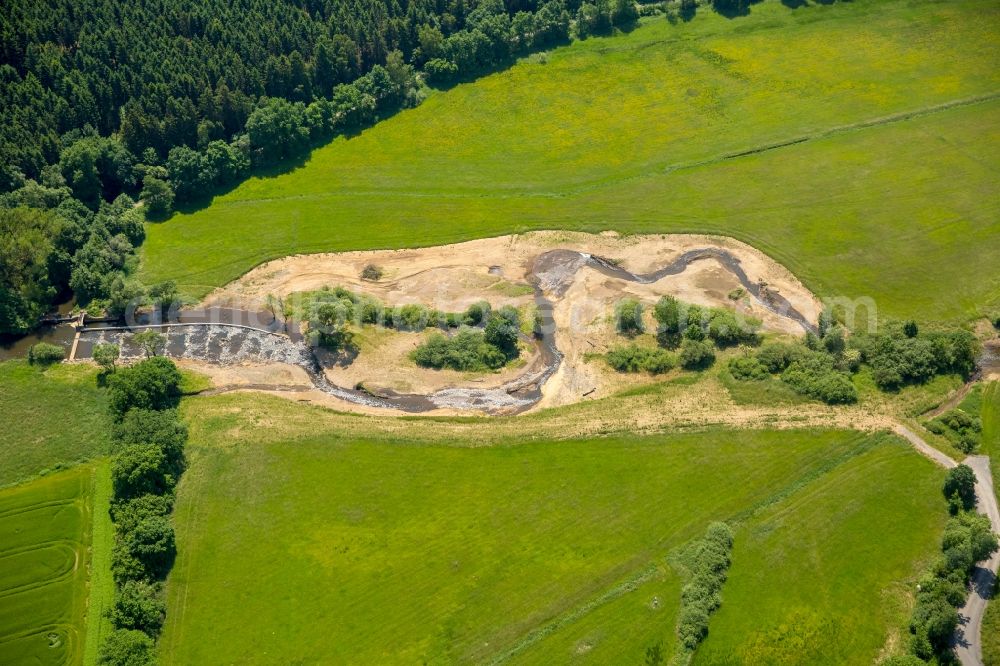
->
[0,468,93,665]
[79,248,810,414]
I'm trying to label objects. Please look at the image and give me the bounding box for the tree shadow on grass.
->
[154,105,410,220]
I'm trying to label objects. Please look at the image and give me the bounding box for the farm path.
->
[891,423,957,469]
[953,455,1000,666]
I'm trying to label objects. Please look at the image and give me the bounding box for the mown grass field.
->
[0,361,109,489]
[0,466,95,665]
[694,441,944,664]
[141,0,1000,323]
[159,393,945,664]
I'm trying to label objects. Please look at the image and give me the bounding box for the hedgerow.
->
[97,357,187,664]
[905,474,998,662]
[674,522,735,655]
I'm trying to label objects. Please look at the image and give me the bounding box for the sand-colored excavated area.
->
[199,231,823,414]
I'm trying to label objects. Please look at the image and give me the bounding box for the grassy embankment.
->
[142,0,1000,324]
[158,393,946,664]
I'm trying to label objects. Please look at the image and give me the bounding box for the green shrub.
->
[394,303,430,330]
[27,341,64,365]
[462,301,491,326]
[109,580,166,635]
[780,351,857,404]
[653,296,681,347]
[112,444,174,499]
[727,355,768,381]
[93,342,121,373]
[706,309,760,347]
[606,345,676,374]
[755,342,800,373]
[927,409,982,454]
[484,306,520,358]
[679,339,715,370]
[822,325,846,355]
[616,298,644,336]
[106,357,182,419]
[943,465,977,512]
[98,629,156,666]
[411,330,508,371]
[129,330,167,358]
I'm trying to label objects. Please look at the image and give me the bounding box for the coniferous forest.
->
[1,0,646,334]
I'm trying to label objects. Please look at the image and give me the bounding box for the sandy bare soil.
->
[200,231,823,413]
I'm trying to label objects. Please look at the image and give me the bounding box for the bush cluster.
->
[303,286,523,358]
[779,350,858,404]
[927,409,982,454]
[730,337,858,405]
[304,286,502,336]
[679,338,716,370]
[710,312,978,406]
[676,522,734,652]
[27,341,64,365]
[411,330,506,371]
[652,296,760,349]
[726,355,768,381]
[606,344,676,374]
[851,324,978,390]
[615,298,644,336]
[412,307,522,371]
[99,358,187,666]
[607,296,764,374]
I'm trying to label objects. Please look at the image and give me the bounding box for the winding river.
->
[66,248,813,414]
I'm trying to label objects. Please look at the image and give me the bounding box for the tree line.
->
[0,0,638,335]
[94,352,187,665]
[0,0,830,335]
[902,465,998,662]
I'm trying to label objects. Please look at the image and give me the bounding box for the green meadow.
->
[141,0,1000,323]
[159,394,945,664]
[694,441,944,664]
[0,361,110,489]
[0,467,96,665]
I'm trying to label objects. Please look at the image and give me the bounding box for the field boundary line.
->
[486,563,660,665]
